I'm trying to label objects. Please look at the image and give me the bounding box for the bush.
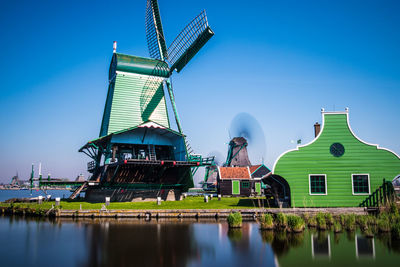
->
[345,214,356,231]
[276,212,287,229]
[339,214,346,226]
[391,222,400,240]
[287,215,305,232]
[389,203,399,216]
[357,215,368,231]
[316,212,327,230]
[227,212,242,228]
[366,215,377,226]
[333,220,342,233]
[377,218,390,232]
[308,216,317,227]
[325,213,334,225]
[260,214,274,230]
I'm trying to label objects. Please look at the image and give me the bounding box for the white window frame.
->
[351,174,370,195]
[309,174,327,195]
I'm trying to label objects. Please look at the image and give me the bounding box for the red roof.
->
[249,165,262,174]
[219,167,250,179]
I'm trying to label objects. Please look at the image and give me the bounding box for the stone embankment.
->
[0,206,368,219]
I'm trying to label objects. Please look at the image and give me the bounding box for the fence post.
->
[378,187,382,207]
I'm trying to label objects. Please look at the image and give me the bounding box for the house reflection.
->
[80,221,197,267]
[355,235,375,259]
[311,233,331,258]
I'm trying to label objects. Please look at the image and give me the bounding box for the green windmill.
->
[78,0,214,201]
[100,0,214,137]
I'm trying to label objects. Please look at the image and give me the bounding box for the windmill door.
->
[255,182,261,195]
[232,180,240,195]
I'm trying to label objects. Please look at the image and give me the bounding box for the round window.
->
[330,143,345,157]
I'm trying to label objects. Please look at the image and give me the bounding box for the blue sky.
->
[0,0,399,184]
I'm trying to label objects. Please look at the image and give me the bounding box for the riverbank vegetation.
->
[257,203,400,240]
[227,212,242,228]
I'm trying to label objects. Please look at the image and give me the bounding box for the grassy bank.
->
[0,196,267,210]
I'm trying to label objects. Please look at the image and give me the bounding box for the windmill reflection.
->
[81,220,197,267]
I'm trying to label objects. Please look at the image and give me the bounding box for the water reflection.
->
[1,216,400,267]
[82,220,197,267]
[355,235,375,259]
[311,232,330,258]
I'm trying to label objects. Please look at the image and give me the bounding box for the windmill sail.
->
[167,10,214,73]
[145,0,168,60]
[140,61,170,122]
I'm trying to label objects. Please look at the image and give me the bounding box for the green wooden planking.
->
[232,180,240,195]
[101,72,170,136]
[274,112,400,207]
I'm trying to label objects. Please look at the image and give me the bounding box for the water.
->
[0,216,399,267]
[0,189,81,202]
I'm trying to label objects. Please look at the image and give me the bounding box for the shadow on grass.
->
[233,198,270,208]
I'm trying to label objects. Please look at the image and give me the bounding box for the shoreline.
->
[0,205,368,218]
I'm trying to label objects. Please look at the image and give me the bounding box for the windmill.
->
[142,0,214,134]
[78,0,215,201]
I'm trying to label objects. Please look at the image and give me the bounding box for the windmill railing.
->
[87,161,96,172]
[359,179,396,208]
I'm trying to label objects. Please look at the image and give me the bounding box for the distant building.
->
[250,164,271,195]
[273,109,400,207]
[217,167,252,196]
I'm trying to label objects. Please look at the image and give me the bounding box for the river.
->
[0,189,81,202]
[1,191,400,266]
[1,216,400,267]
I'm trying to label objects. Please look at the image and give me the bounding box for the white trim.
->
[273,109,400,173]
[247,166,251,179]
[355,234,375,259]
[351,173,370,195]
[115,70,165,81]
[346,112,400,159]
[273,109,328,172]
[309,174,327,195]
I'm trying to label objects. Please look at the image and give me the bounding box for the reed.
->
[345,214,356,231]
[316,212,327,230]
[275,212,287,229]
[227,212,242,228]
[260,214,274,230]
[287,215,305,232]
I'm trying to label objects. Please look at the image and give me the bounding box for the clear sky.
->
[0,0,399,184]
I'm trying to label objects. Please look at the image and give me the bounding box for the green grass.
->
[0,196,268,211]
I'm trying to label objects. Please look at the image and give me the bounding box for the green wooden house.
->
[273,109,400,207]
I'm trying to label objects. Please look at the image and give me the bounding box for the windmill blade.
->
[229,113,267,164]
[140,60,170,122]
[145,0,168,60]
[165,79,183,133]
[167,10,214,73]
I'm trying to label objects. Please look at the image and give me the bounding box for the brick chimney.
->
[314,122,321,137]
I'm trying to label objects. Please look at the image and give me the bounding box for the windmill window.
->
[352,174,370,195]
[309,175,327,195]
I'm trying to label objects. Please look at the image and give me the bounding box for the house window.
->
[241,181,250,188]
[309,175,327,195]
[352,174,370,194]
